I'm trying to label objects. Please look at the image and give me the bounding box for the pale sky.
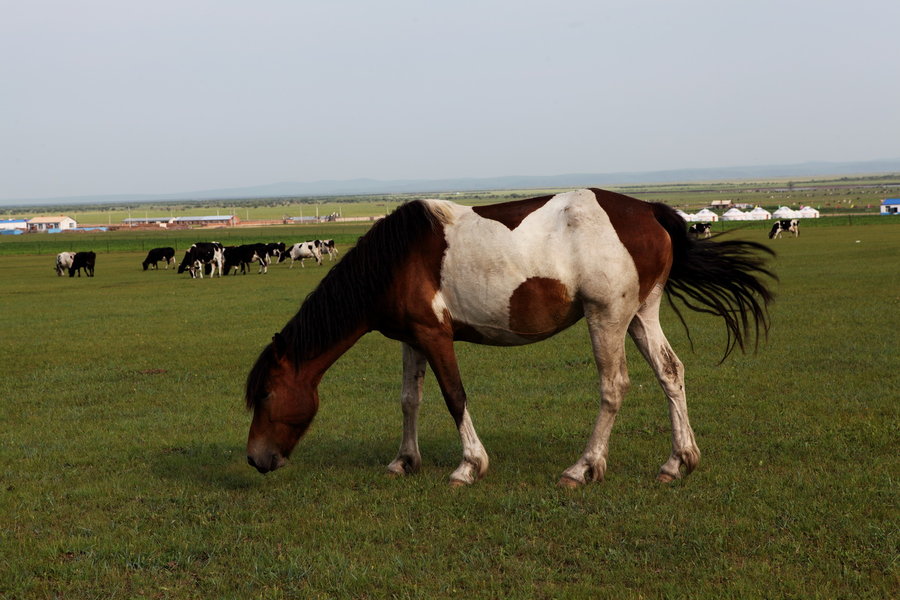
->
[2,0,898,203]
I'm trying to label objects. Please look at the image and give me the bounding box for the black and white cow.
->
[768,219,799,239]
[142,247,176,270]
[224,244,270,275]
[688,223,712,239]
[56,251,76,276]
[177,242,224,278]
[319,239,339,261]
[68,251,96,277]
[280,241,322,268]
[264,242,286,265]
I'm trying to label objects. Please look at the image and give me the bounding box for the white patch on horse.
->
[430,291,449,324]
[429,189,639,345]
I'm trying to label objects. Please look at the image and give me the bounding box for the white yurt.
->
[747,206,772,220]
[721,208,747,221]
[798,206,820,218]
[675,209,691,221]
[692,208,719,222]
[773,206,801,219]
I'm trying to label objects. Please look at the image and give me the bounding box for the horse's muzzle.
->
[247,453,286,474]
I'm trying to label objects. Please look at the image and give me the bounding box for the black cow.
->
[688,223,712,239]
[768,219,799,239]
[177,242,224,278]
[224,244,270,275]
[68,251,96,277]
[142,247,176,270]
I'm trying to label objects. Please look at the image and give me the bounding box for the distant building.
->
[27,215,77,232]
[121,215,237,227]
[0,219,28,232]
[881,198,900,215]
[122,217,174,226]
[173,215,237,227]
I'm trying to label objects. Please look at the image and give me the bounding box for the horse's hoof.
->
[449,479,469,488]
[385,463,405,477]
[557,476,582,489]
[656,472,676,483]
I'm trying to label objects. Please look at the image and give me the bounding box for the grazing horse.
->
[55,252,76,276]
[245,188,775,486]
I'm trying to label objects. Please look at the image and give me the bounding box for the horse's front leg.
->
[387,343,427,476]
[418,335,488,486]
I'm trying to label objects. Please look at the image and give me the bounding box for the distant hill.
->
[5,158,899,207]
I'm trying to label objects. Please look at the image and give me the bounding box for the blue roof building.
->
[881,198,900,215]
[0,218,28,231]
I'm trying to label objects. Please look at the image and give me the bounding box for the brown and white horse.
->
[245,188,775,486]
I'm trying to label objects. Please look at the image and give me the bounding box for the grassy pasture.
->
[0,222,897,598]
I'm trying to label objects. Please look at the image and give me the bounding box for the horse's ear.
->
[272,332,287,358]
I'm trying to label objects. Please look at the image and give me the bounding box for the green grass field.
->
[1,220,897,598]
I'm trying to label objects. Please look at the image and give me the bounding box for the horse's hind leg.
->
[387,343,427,476]
[560,305,631,487]
[628,286,700,481]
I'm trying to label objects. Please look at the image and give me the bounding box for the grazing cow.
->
[177,242,224,278]
[281,241,322,268]
[319,239,339,261]
[768,219,799,239]
[68,251,96,277]
[224,244,270,275]
[55,252,76,276]
[688,223,712,238]
[142,247,176,270]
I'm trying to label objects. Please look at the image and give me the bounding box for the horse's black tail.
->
[652,203,777,360]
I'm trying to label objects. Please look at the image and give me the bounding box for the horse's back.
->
[427,189,668,345]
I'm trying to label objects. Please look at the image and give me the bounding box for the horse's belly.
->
[443,275,583,346]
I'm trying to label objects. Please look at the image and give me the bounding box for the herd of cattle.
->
[54,239,338,278]
[55,218,802,278]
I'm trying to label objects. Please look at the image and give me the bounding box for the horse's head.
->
[245,335,319,474]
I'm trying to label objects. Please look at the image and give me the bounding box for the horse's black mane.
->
[246,200,438,409]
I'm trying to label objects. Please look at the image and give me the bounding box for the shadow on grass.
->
[150,428,664,490]
[152,442,259,490]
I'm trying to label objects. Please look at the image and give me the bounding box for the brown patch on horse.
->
[660,345,680,379]
[508,277,582,340]
[472,195,554,230]
[590,188,671,301]
[372,215,450,342]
